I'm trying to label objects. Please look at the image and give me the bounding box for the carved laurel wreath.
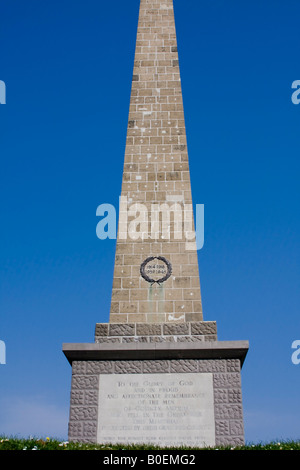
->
[140,256,172,285]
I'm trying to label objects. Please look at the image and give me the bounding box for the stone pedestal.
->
[63,322,248,447]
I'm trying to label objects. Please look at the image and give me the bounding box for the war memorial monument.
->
[63,0,249,447]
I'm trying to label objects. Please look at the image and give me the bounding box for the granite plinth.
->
[63,322,248,446]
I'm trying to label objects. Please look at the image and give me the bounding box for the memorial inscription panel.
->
[97,373,215,447]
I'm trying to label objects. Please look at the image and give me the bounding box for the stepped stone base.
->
[63,321,248,447]
[95,321,218,344]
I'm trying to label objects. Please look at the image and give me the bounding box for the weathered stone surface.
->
[122,336,149,343]
[214,372,241,389]
[198,359,226,373]
[68,422,82,437]
[215,420,230,436]
[214,389,228,404]
[170,359,198,373]
[143,360,170,373]
[94,324,109,337]
[72,375,98,390]
[70,390,85,406]
[109,323,135,336]
[230,420,244,436]
[228,389,243,403]
[163,323,189,336]
[114,360,143,374]
[70,390,98,406]
[83,422,97,438]
[94,321,218,343]
[176,335,205,342]
[214,404,244,420]
[95,337,121,344]
[216,436,245,447]
[136,323,162,336]
[149,335,174,342]
[72,361,86,375]
[226,359,241,372]
[86,361,114,375]
[84,390,98,405]
[70,406,97,421]
[191,321,217,336]
[204,335,218,342]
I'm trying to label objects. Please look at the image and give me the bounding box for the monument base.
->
[63,322,248,447]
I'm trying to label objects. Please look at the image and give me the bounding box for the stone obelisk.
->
[110,0,202,325]
[63,0,249,447]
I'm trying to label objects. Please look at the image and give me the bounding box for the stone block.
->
[163,323,189,335]
[95,324,109,337]
[191,321,217,336]
[108,323,135,337]
[136,323,162,336]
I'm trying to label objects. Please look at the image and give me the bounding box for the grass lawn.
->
[0,436,299,450]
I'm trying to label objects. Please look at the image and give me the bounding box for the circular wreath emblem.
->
[140,256,172,285]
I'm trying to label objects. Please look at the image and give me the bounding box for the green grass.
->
[0,436,299,450]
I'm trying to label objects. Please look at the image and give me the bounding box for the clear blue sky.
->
[0,0,299,443]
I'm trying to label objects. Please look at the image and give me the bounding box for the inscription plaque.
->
[140,256,172,285]
[97,373,215,447]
